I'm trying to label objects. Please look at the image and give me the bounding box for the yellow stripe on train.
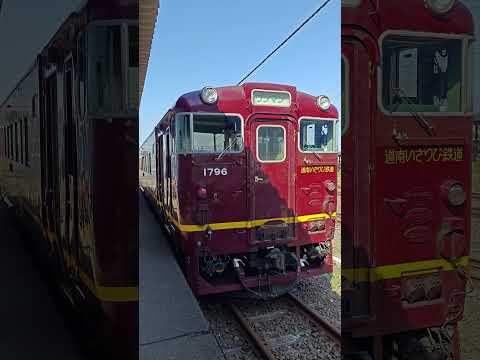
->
[163,210,337,233]
[342,256,469,282]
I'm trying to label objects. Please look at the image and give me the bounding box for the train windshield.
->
[176,114,243,154]
[299,118,335,152]
[382,35,464,113]
[87,22,139,115]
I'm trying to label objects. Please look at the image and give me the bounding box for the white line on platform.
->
[333,256,341,264]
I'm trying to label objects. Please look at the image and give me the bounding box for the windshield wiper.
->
[216,136,241,161]
[312,151,322,161]
[392,87,435,137]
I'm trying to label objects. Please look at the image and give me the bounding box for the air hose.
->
[232,258,300,300]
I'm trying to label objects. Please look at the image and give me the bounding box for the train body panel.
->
[342,0,474,358]
[141,83,339,297]
[0,1,139,357]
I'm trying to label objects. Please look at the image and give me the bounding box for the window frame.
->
[251,89,292,108]
[378,30,473,117]
[174,112,245,155]
[86,19,139,118]
[297,116,338,154]
[256,124,287,163]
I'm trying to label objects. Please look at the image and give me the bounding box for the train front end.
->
[162,83,338,297]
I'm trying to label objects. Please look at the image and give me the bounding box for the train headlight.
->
[200,87,218,104]
[442,180,465,207]
[317,95,331,111]
[325,180,336,193]
[425,0,455,15]
[447,183,465,206]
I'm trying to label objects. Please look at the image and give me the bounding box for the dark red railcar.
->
[342,0,474,358]
[0,1,138,358]
[142,83,339,297]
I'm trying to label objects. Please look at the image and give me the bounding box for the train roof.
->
[342,0,474,38]
[156,82,338,128]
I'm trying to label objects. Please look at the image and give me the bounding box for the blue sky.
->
[140,0,341,144]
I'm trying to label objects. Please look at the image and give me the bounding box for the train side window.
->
[299,118,336,153]
[6,126,9,159]
[87,23,139,116]
[24,117,29,166]
[166,133,171,177]
[10,125,13,160]
[19,118,23,164]
[14,122,18,162]
[256,125,286,162]
[77,33,86,118]
[7,126,9,159]
[31,95,36,118]
[10,125,14,160]
[88,25,124,114]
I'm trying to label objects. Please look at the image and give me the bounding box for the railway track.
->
[226,293,340,360]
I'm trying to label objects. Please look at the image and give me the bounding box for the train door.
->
[156,130,163,202]
[341,37,373,321]
[63,56,80,273]
[42,72,61,240]
[249,117,296,244]
[41,68,72,281]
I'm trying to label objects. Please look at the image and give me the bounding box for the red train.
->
[140,83,339,298]
[342,0,474,358]
[0,1,138,358]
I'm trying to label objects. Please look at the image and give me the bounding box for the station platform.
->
[139,190,224,360]
[0,199,86,359]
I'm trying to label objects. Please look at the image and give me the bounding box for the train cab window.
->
[382,35,464,113]
[299,118,336,153]
[87,22,139,115]
[176,114,243,154]
[257,125,285,162]
[176,115,192,153]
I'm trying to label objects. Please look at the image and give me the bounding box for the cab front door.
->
[249,117,296,245]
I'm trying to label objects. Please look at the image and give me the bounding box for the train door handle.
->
[255,176,264,183]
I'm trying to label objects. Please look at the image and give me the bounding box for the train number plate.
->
[203,168,228,176]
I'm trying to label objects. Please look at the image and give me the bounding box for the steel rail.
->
[228,303,277,360]
[287,292,341,341]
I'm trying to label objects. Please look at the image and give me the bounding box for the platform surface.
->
[139,191,224,360]
[0,200,86,359]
